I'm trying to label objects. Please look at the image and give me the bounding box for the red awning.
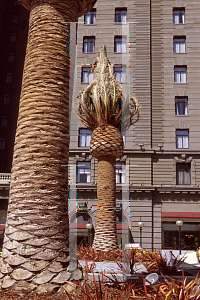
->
[162,212,200,219]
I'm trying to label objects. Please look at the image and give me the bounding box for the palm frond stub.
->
[77,45,140,132]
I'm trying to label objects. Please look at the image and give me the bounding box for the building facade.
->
[0,0,200,251]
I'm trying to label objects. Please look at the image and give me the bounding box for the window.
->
[0,138,5,150]
[176,163,191,185]
[115,8,127,23]
[79,129,91,147]
[174,66,186,83]
[14,0,19,5]
[1,116,7,127]
[114,36,126,53]
[77,162,91,183]
[3,94,10,105]
[116,163,125,183]
[8,53,14,63]
[81,66,94,83]
[174,37,186,53]
[176,129,189,148]
[83,37,95,53]
[84,9,96,24]
[173,8,185,24]
[10,33,16,42]
[114,65,126,83]
[175,97,188,115]
[6,73,12,83]
[12,15,18,23]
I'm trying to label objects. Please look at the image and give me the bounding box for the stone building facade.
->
[0,0,200,251]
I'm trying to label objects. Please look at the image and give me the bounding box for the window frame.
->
[115,8,127,23]
[114,36,127,53]
[81,66,94,83]
[83,36,95,53]
[77,162,91,183]
[173,8,185,24]
[1,116,7,127]
[174,36,186,53]
[174,66,187,83]
[84,9,96,25]
[176,129,189,149]
[176,163,191,185]
[3,94,10,105]
[6,73,12,84]
[114,65,126,83]
[175,97,188,115]
[116,163,126,184]
[0,138,5,150]
[78,128,92,147]
[10,33,16,42]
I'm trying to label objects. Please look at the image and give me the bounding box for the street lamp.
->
[86,223,92,246]
[176,216,183,255]
[138,217,144,248]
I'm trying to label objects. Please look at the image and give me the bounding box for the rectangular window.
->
[6,73,12,83]
[84,9,96,24]
[10,33,16,42]
[114,65,126,83]
[81,66,94,83]
[175,97,188,115]
[176,129,189,148]
[77,162,91,183]
[0,138,5,150]
[115,8,127,23]
[116,163,125,183]
[12,15,18,23]
[83,37,95,53]
[8,53,14,63]
[3,94,10,105]
[114,36,126,53]
[174,37,186,53]
[1,116,7,127]
[173,8,185,24]
[174,66,187,83]
[79,129,92,147]
[176,163,191,185]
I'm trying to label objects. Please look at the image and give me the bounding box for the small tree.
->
[77,45,140,251]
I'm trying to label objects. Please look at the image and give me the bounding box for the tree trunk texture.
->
[92,157,119,251]
[0,0,80,293]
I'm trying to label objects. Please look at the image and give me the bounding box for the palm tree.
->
[77,45,140,251]
[0,0,96,293]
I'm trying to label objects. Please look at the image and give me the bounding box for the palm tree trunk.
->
[92,156,118,251]
[0,0,79,292]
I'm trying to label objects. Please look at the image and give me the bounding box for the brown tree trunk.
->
[0,0,79,293]
[92,156,118,251]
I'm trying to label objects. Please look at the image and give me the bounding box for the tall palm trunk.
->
[90,125,124,251]
[0,0,96,292]
[93,157,118,251]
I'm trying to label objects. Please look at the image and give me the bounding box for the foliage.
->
[135,251,186,276]
[77,245,120,262]
[77,45,140,132]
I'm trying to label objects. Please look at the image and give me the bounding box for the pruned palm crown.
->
[77,45,140,133]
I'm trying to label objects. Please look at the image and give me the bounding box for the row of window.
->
[77,162,125,183]
[84,8,127,25]
[81,65,188,84]
[78,128,189,149]
[84,7,185,26]
[83,35,186,54]
[83,36,126,53]
[82,65,126,83]
[76,161,190,185]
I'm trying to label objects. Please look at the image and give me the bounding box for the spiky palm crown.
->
[77,45,140,132]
